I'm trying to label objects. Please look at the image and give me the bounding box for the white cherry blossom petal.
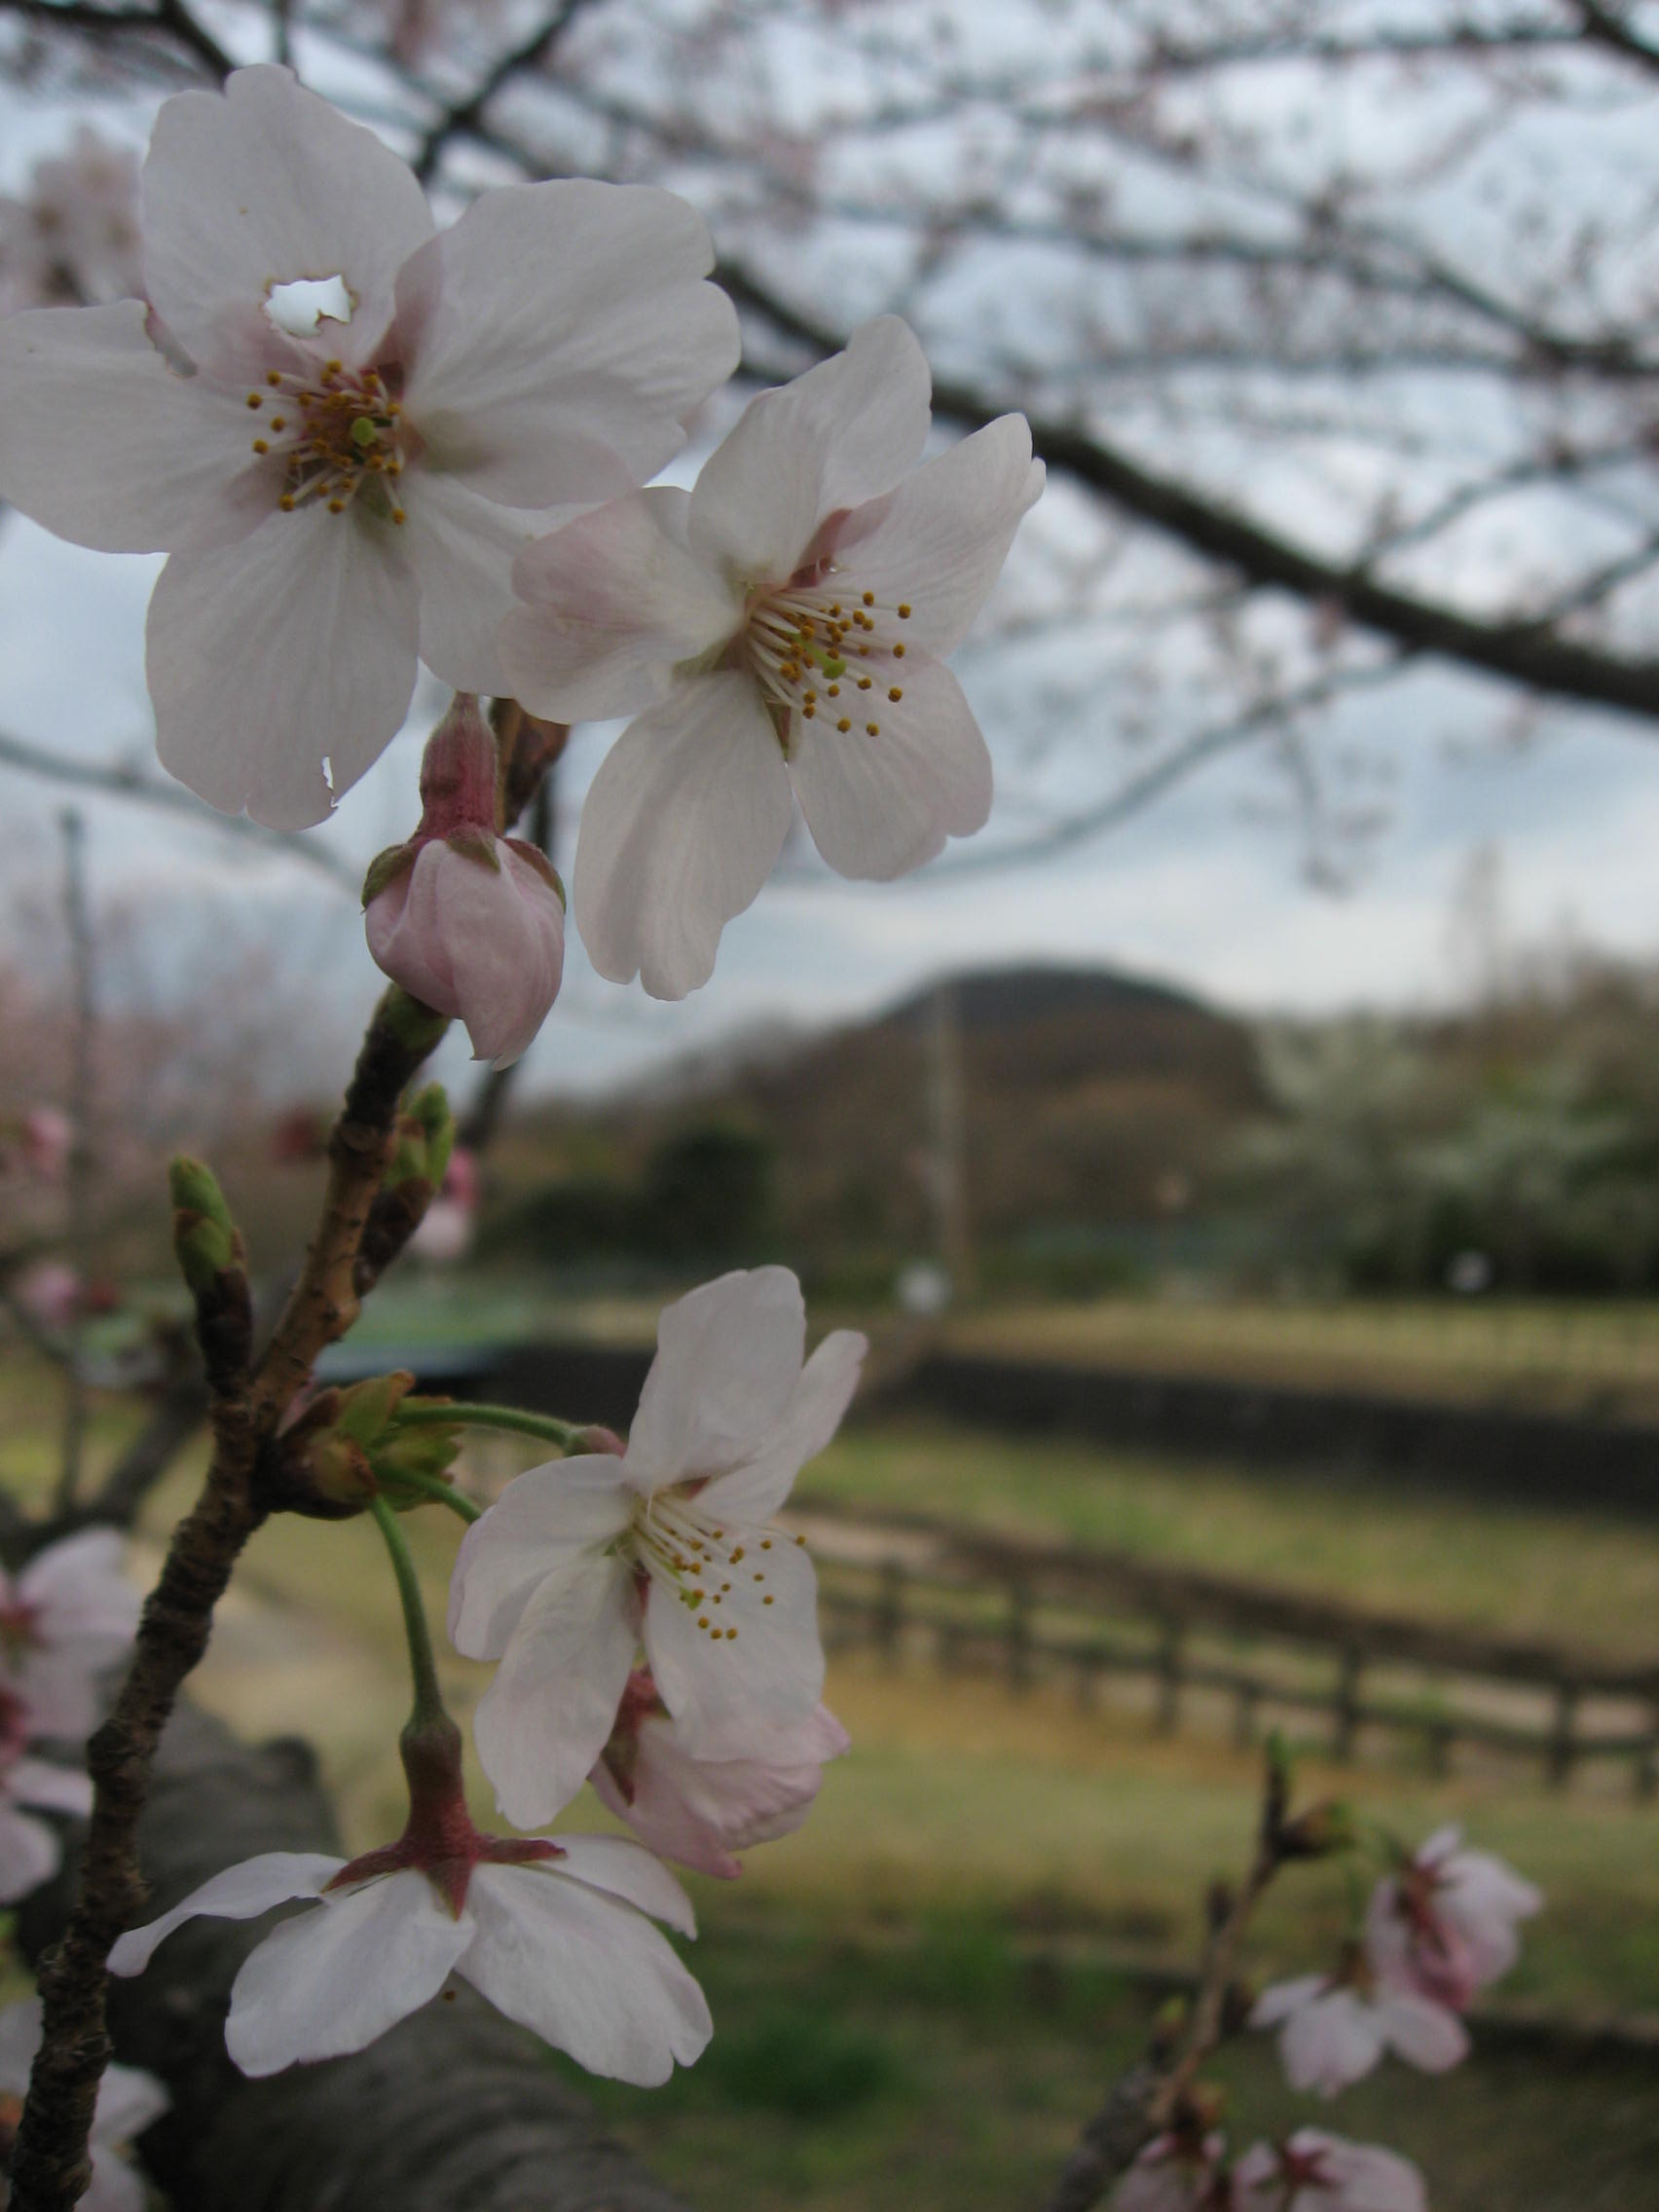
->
[1279,1989,1385,2095]
[462,1862,711,2085]
[503,488,739,721]
[0,1803,61,1901]
[18,1529,139,1649]
[11,1757,94,1817]
[92,2060,171,2147]
[549,1832,699,1936]
[571,671,793,1001]
[108,1852,345,1977]
[142,65,434,365]
[626,1267,807,1485]
[835,414,1045,657]
[398,180,738,508]
[225,1868,469,2077]
[698,1327,866,1524]
[689,316,931,580]
[397,473,564,695]
[447,1456,632,1658]
[367,840,565,1068]
[1379,1989,1468,2073]
[1250,1974,1328,2028]
[642,1518,823,1759]
[148,500,419,828]
[474,1551,641,1828]
[788,648,992,878]
[0,303,258,553]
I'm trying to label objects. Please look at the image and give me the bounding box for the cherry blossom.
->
[1250,1950,1466,2096]
[591,1669,849,1878]
[0,1528,140,1741]
[1114,2129,1233,2212]
[108,1782,710,2085]
[450,1267,866,1827]
[12,1261,82,1335]
[1232,2132,1426,2212]
[364,697,564,1067]
[501,314,1044,998]
[1366,1825,1540,2010]
[0,1683,94,1903]
[0,65,739,830]
[0,1998,168,2212]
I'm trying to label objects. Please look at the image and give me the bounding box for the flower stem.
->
[397,1402,586,1451]
[389,1465,483,1524]
[369,1494,447,1727]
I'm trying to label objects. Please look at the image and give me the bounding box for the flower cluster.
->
[0,64,1040,1069]
[0,128,142,316]
[1252,1826,1539,2095]
[110,1268,862,2087]
[1116,2128,1426,2212]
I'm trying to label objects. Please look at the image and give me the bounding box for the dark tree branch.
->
[0,0,233,75]
[412,0,606,182]
[722,266,1659,726]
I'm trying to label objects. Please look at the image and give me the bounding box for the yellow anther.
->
[760,1539,772,1550]
[898,603,911,618]
[866,721,880,736]
[391,508,406,525]
[324,358,343,375]
[251,439,269,455]
[858,678,872,690]
[278,495,296,512]
[837,718,851,732]
[794,1533,808,1547]
[802,705,817,719]
[889,686,903,702]
[731,1547,745,1563]
[893,642,906,657]
[270,417,286,431]
[267,371,281,387]
[246,393,263,410]
[762,1595,774,1604]
[328,498,345,513]
[698,1616,710,1630]
[827,683,840,697]
[862,591,874,606]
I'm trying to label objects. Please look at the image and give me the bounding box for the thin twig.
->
[52,812,94,1519]
[413,0,605,182]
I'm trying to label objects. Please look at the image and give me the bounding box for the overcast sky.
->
[5,27,1659,1103]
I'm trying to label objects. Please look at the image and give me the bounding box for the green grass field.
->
[5,1344,1659,2208]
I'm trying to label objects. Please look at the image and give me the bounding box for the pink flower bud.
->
[363,697,565,1069]
[14,1261,80,1334]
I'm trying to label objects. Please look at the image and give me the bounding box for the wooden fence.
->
[792,1502,1659,1799]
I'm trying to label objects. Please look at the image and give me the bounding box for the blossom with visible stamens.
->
[0,64,738,829]
[0,1998,168,2212]
[1114,2128,1232,2212]
[450,1268,866,1828]
[500,314,1044,999]
[591,1669,848,1878]
[108,1714,710,2083]
[1232,2131,1425,2212]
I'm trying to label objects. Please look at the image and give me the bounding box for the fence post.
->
[1332,1642,1363,1764]
[1007,1578,1033,1695]
[1636,1700,1659,1804]
[873,1559,906,1669]
[1155,1616,1183,1735]
[1232,1677,1258,1751]
[1546,1680,1579,1791]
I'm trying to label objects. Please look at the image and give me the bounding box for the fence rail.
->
[793,1503,1659,1799]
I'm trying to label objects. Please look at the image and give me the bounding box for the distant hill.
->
[498,963,1262,1281]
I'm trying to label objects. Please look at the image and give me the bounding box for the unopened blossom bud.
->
[167,1156,243,1296]
[364,697,565,1070]
[273,1372,459,1515]
[168,1154,251,1383]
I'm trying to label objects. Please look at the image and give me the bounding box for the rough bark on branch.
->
[18,1704,692,2212]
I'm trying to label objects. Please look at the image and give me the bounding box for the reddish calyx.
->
[598,1668,667,1807]
[327,1713,560,1918]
